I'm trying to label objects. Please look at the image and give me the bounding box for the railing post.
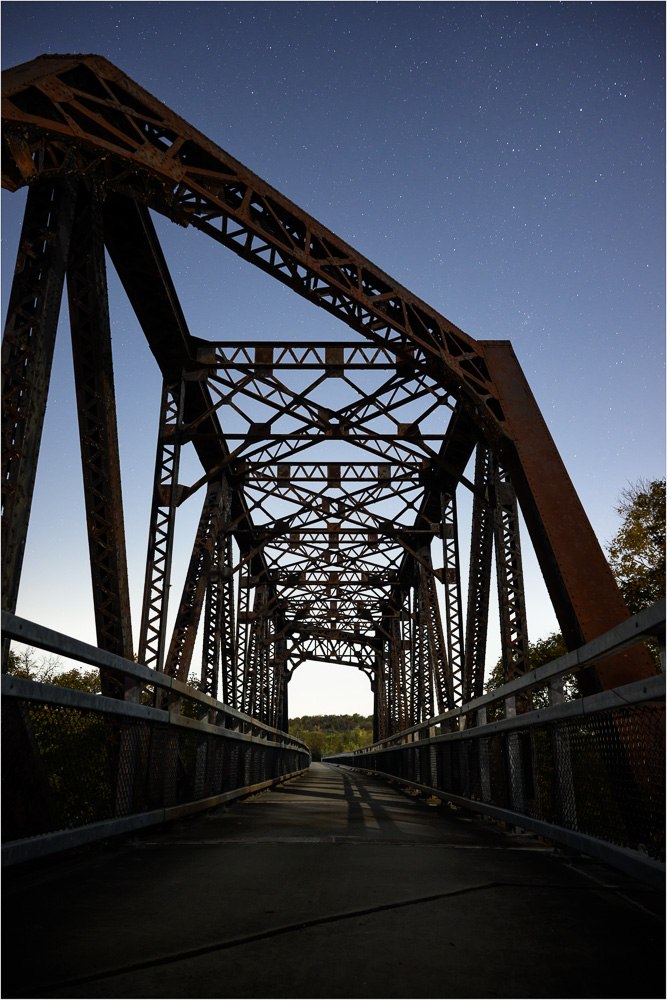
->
[477,707,492,804]
[549,678,578,829]
[418,725,436,788]
[503,696,525,816]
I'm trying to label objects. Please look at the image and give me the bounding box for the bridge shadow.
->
[335,764,405,837]
[260,761,409,839]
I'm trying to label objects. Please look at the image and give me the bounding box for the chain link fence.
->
[2,614,310,864]
[326,601,665,886]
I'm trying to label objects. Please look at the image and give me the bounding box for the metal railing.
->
[2,612,310,866]
[325,601,665,888]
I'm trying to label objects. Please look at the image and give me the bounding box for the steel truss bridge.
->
[1,56,664,891]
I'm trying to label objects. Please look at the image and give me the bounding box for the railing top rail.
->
[328,672,665,758]
[1,611,309,752]
[356,599,665,749]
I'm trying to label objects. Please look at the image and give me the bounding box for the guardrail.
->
[325,600,665,888]
[2,612,311,866]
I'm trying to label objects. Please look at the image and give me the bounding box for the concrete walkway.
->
[3,763,664,998]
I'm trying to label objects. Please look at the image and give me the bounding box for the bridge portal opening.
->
[287,659,374,720]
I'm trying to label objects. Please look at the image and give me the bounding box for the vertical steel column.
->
[381,629,392,737]
[270,638,289,732]
[164,481,225,682]
[200,533,222,700]
[492,458,530,684]
[412,572,434,724]
[373,630,389,742]
[219,481,238,709]
[387,607,408,734]
[419,548,452,714]
[407,585,418,727]
[272,601,289,731]
[242,581,280,724]
[464,444,494,701]
[237,571,253,711]
[200,479,237,702]
[257,585,272,723]
[280,661,289,734]
[440,491,465,705]
[259,586,274,724]
[2,179,77,633]
[397,603,410,732]
[66,181,133,670]
[242,583,265,718]
[138,381,185,671]
[263,579,280,727]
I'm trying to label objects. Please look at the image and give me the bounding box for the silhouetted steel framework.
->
[1,55,655,740]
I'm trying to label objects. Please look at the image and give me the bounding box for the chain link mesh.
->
[3,697,309,844]
[329,702,664,862]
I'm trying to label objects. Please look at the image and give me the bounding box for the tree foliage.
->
[6,648,101,692]
[486,477,666,697]
[606,478,665,615]
[5,648,109,833]
[288,714,374,760]
[485,632,572,709]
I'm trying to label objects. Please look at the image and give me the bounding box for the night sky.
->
[2,2,664,715]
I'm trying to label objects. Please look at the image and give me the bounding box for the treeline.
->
[288,714,374,760]
[289,713,372,732]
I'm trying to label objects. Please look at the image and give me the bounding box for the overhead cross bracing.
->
[181,339,466,736]
[1,53,656,745]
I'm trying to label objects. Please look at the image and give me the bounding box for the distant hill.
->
[289,714,374,760]
[289,713,373,732]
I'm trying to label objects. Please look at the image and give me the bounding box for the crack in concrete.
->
[37,880,626,995]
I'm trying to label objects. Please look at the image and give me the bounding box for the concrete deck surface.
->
[2,762,664,999]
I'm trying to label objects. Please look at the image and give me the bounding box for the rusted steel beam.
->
[418,549,453,713]
[1,178,76,627]
[66,180,133,666]
[1,54,506,442]
[464,445,494,701]
[393,605,410,731]
[272,595,288,731]
[372,641,390,743]
[201,538,222,701]
[164,482,225,682]
[216,479,238,710]
[101,193,267,582]
[203,341,424,370]
[440,491,465,704]
[410,569,435,725]
[242,583,272,720]
[492,457,530,684]
[138,381,184,672]
[481,341,654,691]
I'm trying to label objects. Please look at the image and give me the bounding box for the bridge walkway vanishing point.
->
[3,762,664,1000]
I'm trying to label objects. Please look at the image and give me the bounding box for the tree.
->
[606,478,665,615]
[5,648,109,832]
[6,648,101,692]
[485,632,571,711]
[288,715,374,759]
[485,477,666,698]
